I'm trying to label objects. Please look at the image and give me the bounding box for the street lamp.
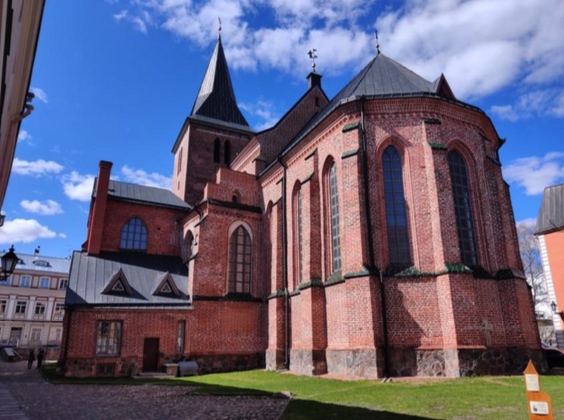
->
[1,245,18,280]
[551,301,564,321]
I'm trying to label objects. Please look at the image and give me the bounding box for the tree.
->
[517,221,548,315]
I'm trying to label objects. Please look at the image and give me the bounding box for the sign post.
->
[524,360,553,419]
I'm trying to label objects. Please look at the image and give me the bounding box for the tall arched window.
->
[293,184,303,286]
[224,140,231,165]
[214,138,221,163]
[329,163,341,272]
[228,225,252,294]
[383,146,411,264]
[448,150,478,266]
[177,147,183,175]
[120,218,148,251]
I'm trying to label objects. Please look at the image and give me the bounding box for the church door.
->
[142,338,159,372]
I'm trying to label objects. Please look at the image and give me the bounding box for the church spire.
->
[190,34,249,127]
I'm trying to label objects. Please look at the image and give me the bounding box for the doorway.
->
[9,328,22,346]
[142,338,159,372]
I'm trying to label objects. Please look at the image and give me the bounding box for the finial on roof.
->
[218,18,222,39]
[308,49,318,73]
[375,30,380,55]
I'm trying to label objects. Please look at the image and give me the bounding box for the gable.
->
[101,268,133,295]
[152,271,180,297]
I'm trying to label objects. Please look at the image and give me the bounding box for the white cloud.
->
[61,171,95,201]
[58,233,67,239]
[503,152,564,195]
[516,218,537,229]
[11,158,63,177]
[0,219,57,244]
[113,8,153,34]
[20,199,63,216]
[30,86,48,103]
[17,130,31,142]
[240,99,280,130]
[491,89,564,121]
[121,166,171,189]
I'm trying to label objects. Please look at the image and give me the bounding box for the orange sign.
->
[524,360,553,419]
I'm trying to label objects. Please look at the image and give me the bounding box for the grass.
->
[42,364,564,419]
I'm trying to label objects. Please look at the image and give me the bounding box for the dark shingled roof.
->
[190,36,249,127]
[66,251,190,308]
[536,183,564,235]
[94,180,192,211]
[279,53,465,159]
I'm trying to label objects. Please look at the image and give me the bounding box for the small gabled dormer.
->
[102,268,133,295]
[152,271,180,297]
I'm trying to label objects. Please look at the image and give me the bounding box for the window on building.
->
[120,218,148,251]
[39,277,50,289]
[214,138,221,163]
[0,300,7,314]
[293,186,304,286]
[54,303,64,315]
[19,276,31,287]
[228,225,252,294]
[329,163,341,272]
[448,150,478,266]
[58,279,68,289]
[177,147,183,175]
[35,302,46,315]
[55,328,62,341]
[30,328,41,342]
[0,276,10,286]
[95,321,122,356]
[224,140,231,165]
[383,146,411,264]
[15,301,27,315]
[177,320,185,354]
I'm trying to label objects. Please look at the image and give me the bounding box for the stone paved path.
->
[0,361,289,420]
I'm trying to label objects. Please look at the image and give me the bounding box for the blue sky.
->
[1,0,563,258]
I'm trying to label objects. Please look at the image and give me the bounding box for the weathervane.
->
[375,30,380,55]
[307,49,318,72]
[218,18,222,38]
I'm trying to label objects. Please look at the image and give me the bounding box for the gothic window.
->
[329,163,341,272]
[177,320,185,354]
[214,138,221,163]
[224,140,231,165]
[293,185,304,286]
[120,218,148,251]
[177,147,183,175]
[228,225,252,294]
[448,150,478,266]
[95,321,122,356]
[383,146,411,264]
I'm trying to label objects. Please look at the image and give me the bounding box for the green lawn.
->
[43,365,564,420]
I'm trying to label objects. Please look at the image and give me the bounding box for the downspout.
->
[359,96,389,378]
[278,157,290,369]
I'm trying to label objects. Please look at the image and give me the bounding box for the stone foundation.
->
[289,349,327,376]
[193,352,265,375]
[266,349,285,371]
[326,349,382,379]
[387,347,547,377]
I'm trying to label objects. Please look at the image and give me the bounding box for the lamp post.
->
[551,301,564,322]
[1,245,18,280]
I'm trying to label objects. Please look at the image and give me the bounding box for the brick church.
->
[60,34,543,378]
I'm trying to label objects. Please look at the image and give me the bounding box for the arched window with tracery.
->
[214,138,221,163]
[383,146,411,264]
[328,162,341,272]
[120,218,148,251]
[448,150,478,266]
[228,225,252,294]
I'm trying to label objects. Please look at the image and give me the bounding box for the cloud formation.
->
[503,152,564,195]
[20,199,63,215]
[17,130,31,142]
[61,171,95,201]
[0,219,57,244]
[12,158,63,177]
[121,166,171,189]
[30,86,48,103]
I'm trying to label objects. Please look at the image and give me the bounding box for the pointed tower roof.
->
[190,36,250,128]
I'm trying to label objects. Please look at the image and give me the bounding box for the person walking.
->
[36,348,44,369]
[27,349,35,369]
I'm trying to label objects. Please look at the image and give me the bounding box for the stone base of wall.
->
[290,349,327,376]
[193,352,265,375]
[61,356,139,378]
[266,349,285,371]
[326,349,382,379]
[387,347,547,377]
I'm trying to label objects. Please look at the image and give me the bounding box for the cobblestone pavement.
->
[0,361,289,420]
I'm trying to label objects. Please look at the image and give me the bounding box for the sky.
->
[1,0,563,259]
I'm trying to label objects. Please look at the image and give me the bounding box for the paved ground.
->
[0,361,289,420]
